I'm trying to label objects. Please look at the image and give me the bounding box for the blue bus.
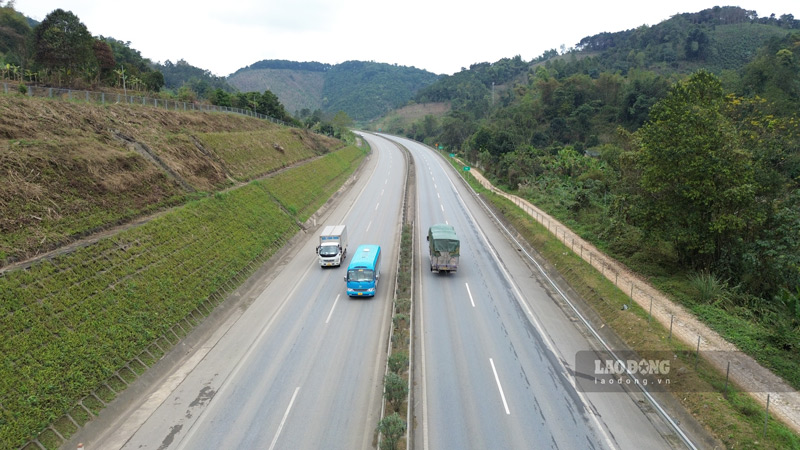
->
[344,245,381,297]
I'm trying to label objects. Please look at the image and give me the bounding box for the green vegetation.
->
[263,145,365,221]
[0,94,344,265]
[378,211,413,449]
[0,143,364,448]
[0,183,290,447]
[155,58,234,96]
[382,372,408,412]
[229,59,440,122]
[1,4,308,126]
[377,413,406,450]
[381,6,800,398]
[199,128,325,181]
[452,160,800,448]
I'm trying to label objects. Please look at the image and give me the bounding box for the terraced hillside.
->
[0,94,367,449]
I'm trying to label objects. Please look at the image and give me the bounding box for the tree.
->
[208,88,232,107]
[633,71,759,270]
[256,89,290,121]
[377,413,406,450]
[142,70,164,92]
[33,9,95,84]
[383,372,407,412]
[439,111,476,150]
[331,110,353,135]
[91,39,115,85]
[0,2,31,67]
[684,27,710,60]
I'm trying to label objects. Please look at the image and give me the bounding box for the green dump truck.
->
[427,223,459,273]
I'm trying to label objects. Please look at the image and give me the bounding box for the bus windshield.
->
[347,268,374,282]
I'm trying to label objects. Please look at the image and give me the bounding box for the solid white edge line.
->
[268,386,300,450]
[490,358,511,415]
[469,180,698,449]
[440,153,619,449]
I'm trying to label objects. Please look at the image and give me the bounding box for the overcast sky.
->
[16,1,800,77]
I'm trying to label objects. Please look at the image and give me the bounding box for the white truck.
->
[316,225,348,267]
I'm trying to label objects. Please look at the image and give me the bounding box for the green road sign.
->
[463,166,470,171]
[449,153,455,157]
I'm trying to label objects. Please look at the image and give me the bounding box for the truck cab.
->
[317,225,348,267]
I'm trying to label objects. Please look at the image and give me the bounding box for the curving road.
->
[82,136,405,449]
[379,133,690,449]
[75,132,695,450]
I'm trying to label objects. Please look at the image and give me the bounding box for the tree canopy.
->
[33,9,94,76]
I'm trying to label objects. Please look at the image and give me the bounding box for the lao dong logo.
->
[594,358,670,376]
[575,351,675,392]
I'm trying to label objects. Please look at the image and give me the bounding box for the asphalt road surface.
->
[71,133,697,449]
[380,133,691,450]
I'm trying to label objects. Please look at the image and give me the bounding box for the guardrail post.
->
[724,361,730,397]
[668,314,673,340]
[764,394,770,438]
[695,336,701,370]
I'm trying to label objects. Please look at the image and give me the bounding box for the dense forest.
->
[0,5,308,128]
[228,59,440,121]
[233,59,331,73]
[383,6,800,381]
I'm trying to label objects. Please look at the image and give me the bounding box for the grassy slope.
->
[0,93,362,448]
[0,95,342,265]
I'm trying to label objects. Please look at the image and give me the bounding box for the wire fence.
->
[466,167,800,439]
[1,81,295,128]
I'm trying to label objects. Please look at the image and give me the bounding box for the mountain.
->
[382,6,800,141]
[227,59,440,122]
[371,6,800,407]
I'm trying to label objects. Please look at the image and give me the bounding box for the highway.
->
[77,132,693,449]
[84,135,405,449]
[380,134,687,449]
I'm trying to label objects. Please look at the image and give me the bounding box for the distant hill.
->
[228,59,440,122]
[228,66,326,115]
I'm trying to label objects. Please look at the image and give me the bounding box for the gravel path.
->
[466,165,800,435]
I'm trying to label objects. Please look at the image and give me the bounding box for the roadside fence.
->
[464,164,800,438]
[1,82,294,128]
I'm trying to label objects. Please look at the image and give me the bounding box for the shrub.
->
[689,271,731,305]
[383,372,408,412]
[388,351,408,374]
[377,413,406,450]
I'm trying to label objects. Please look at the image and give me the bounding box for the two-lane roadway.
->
[379,133,689,449]
[83,135,406,449]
